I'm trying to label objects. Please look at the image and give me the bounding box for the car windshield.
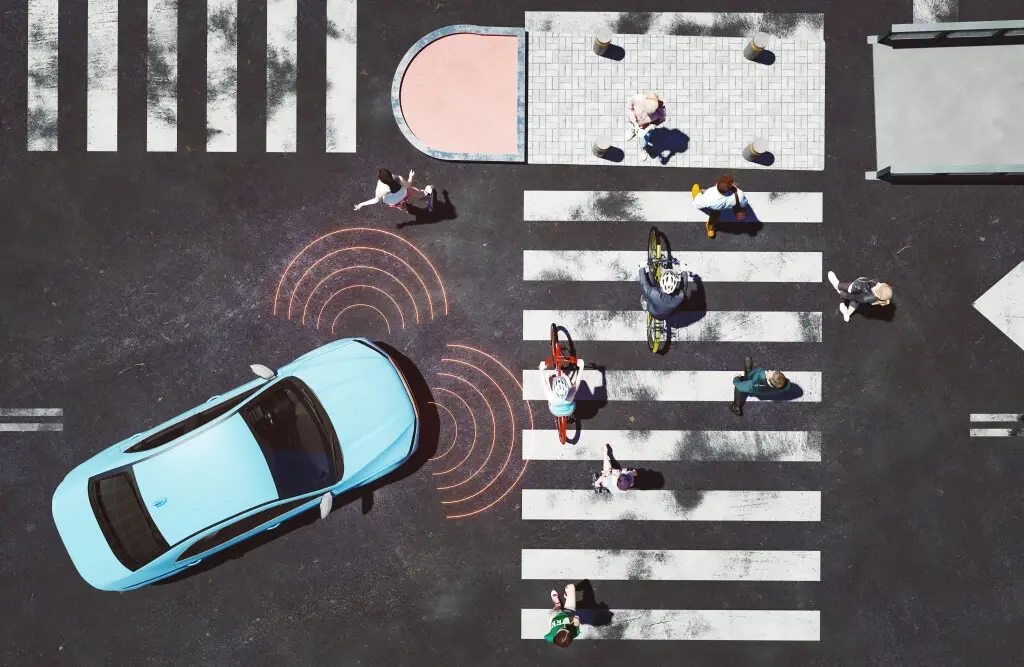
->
[88,471,170,571]
[241,378,341,497]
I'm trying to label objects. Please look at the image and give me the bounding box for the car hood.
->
[292,343,417,483]
[52,473,131,591]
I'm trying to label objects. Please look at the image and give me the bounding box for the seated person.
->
[538,358,585,417]
[639,265,686,320]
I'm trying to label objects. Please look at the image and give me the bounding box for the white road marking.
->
[524,191,823,223]
[523,250,822,283]
[521,608,820,641]
[266,0,298,152]
[521,429,821,462]
[522,369,821,402]
[147,0,178,151]
[524,310,822,343]
[970,429,1023,437]
[521,549,821,581]
[87,0,118,151]
[27,0,60,151]
[206,0,237,151]
[970,414,1024,422]
[974,261,1024,354]
[325,0,357,152]
[521,489,821,521]
[0,423,63,432]
[0,409,63,416]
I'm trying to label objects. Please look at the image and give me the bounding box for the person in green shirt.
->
[730,356,790,416]
[544,584,581,647]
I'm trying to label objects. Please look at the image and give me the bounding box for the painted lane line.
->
[522,430,821,462]
[524,310,822,343]
[521,549,821,581]
[523,250,822,283]
[27,0,60,151]
[0,409,63,417]
[969,414,1024,422]
[521,490,821,521]
[147,0,178,151]
[266,0,298,152]
[522,369,821,402]
[325,0,357,152]
[521,608,820,641]
[524,191,823,223]
[970,428,1024,437]
[87,0,118,151]
[0,423,64,432]
[206,0,238,151]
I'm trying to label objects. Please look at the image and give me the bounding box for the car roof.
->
[131,414,278,545]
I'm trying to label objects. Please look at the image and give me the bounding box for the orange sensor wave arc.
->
[285,246,435,322]
[433,372,494,483]
[315,285,406,330]
[446,344,535,429]
[438,357,517,505]
[430,387,477,471]
[427,401,459,462]
[330,303,391,336]
[300,264,420,326]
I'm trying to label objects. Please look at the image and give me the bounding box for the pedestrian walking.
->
[353,168,434,213]
[691,175,748,239]
[592,444,638,493]
[545,584,581,648]
[826,271,893,322]
[626,92,666,162]
[730,356,790,416]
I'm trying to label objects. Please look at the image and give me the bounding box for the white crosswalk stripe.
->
[87,0,118,151]
[521,608,820,641]
[147,0,178,151]
[522,430,821,461]
[523,369,821,402]
[524,310,822,342]
[524,250,822,282]
[207,0,238,151]
[27,0,59,151]
[522,549,821,580]
[522,490,821,521]
[266,0,297,152]
[524,190,823,223]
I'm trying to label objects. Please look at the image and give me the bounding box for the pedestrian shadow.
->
[632,468,665,490]
[397,189,458,228]
[852,303,897,322]
[572,579,613,627]
[712,206,765,237]
[754,49,777,66]
[754,382,805,402]
[665,273,707,333]
[644,127,689,164]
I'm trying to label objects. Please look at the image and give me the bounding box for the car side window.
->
[176,496,312,561]
[126,386,262,453]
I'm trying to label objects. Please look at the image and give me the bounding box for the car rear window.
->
[88,471,170,571]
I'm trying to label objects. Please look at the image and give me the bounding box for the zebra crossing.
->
[26,0,357,152]
[519,188,823,642]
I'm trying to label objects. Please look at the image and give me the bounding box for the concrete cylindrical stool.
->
[743,32,771,61]
[592,134,612,158]
[593,31,612,56]
[742,137,769,162]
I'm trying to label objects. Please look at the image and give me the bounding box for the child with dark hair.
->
[353,167,434,213]
[592,444,638,493]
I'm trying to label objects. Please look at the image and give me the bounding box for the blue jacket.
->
[733,367,790,397]
[639,268,686,320]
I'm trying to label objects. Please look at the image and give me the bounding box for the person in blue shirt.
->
[730,356,790,416]
[638,264,686,320]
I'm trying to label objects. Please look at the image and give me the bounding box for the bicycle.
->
[646,227,678,354]
[543,323,579,444]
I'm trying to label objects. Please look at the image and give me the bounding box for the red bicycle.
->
[542,323,579,444]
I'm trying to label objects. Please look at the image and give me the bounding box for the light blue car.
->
[52,338,419,591]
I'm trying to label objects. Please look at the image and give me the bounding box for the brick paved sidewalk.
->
[527,33,825,170]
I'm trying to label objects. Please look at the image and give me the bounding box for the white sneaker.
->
[827,270,840,292]
[550,590,560,607]
[840,303,851,322]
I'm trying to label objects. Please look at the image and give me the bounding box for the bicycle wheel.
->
[647,227,659,267]
[550,323,560,367]
[557,416,568,444]
[647,313,663,354]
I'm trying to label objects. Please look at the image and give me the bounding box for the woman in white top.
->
[353,168,434,213]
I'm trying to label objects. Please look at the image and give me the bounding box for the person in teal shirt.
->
[544,585,581,647]
[731,356,789,416]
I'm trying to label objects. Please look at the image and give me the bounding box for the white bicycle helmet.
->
[551,375,572,400]
[659,271,680,294]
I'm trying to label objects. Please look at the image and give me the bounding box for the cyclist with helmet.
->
[538,357,585,419]
[638,263,686,320]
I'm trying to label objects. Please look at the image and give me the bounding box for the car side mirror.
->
[319,493,333,519]
[250,364,276,380]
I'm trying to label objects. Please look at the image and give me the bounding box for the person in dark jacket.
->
[638,264,686,320]
[826,271,892,322]
[730,356,790,416]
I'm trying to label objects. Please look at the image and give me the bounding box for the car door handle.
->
[265,523,281,531]
[186,558,203,567]
[207,395,220,403]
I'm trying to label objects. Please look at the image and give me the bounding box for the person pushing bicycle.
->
[538,358,585,419]
[638,263,686,320]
